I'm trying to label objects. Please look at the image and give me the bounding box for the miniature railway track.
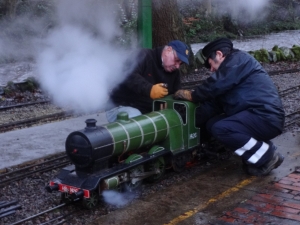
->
[10,203,86,225]
[181,68,300,90]
[181,79,203,89]
[268,68,300,76]
[0,100,50,111]
[10,203,68,225]
[0,153,70,188]
[279,84,300,97]
[284,110,300,128]
[0,153,71,220]
[0,200,22,219]
[0,110,75,133]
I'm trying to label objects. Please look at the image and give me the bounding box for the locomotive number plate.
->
[50,181,90,198]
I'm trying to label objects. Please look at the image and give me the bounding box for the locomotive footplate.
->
[47,149,171,198]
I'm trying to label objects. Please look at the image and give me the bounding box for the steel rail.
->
[10,203,66,225]
[279,85,300,97]
[0,200,21,219]
[0,154,67,177]
[0,110,75,133]
[181,68,300,90]
[0,160,70,188]
[284,110,300,128]
[39,210,80,225]
[268,68,300,76]
[0,100,50,111]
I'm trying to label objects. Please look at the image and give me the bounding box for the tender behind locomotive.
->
[46,96,202,209]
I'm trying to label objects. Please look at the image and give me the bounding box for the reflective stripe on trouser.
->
[235,138,275,166]
[206,110,280,167]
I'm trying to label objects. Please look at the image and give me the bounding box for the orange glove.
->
[173,89,192,101]
[150,83,168,99]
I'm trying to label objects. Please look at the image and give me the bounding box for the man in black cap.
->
[173,37,285,176]
[106,40,190,122]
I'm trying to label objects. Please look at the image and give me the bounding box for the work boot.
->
[259,152,284,175]
[243,152,284,176]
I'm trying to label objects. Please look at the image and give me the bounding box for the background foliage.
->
[178,0,300,43]
[0,0,300,65]
[1,0,300,44]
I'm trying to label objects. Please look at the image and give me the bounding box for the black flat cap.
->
[202,37,233,68]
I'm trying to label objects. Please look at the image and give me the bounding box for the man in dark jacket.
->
[174,37,285,176]
[106,40,190,122]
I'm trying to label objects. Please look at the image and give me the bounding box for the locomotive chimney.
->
[85,118,97,129]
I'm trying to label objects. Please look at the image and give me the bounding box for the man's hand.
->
[150,83,168,99]
[173,89,192,101]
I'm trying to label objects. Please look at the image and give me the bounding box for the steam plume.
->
[37,0,137,113]
[102,190,135,207]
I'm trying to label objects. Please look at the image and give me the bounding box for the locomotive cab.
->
[153,95,200,151]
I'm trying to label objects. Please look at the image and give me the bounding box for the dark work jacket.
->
[191,50,285,131]
[111,47,181,113]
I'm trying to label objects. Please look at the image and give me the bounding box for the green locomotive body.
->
[46,96,204,209]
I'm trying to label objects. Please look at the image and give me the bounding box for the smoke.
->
[102,190,135,207]
[0,14,47,62]
[37,0,137,113]
[178,0,271,23]
[216,0,271,22]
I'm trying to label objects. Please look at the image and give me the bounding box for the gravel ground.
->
[0,103,65,126]
[0,61,300,224]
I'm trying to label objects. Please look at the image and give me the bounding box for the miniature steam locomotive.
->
[46,95,229,209]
